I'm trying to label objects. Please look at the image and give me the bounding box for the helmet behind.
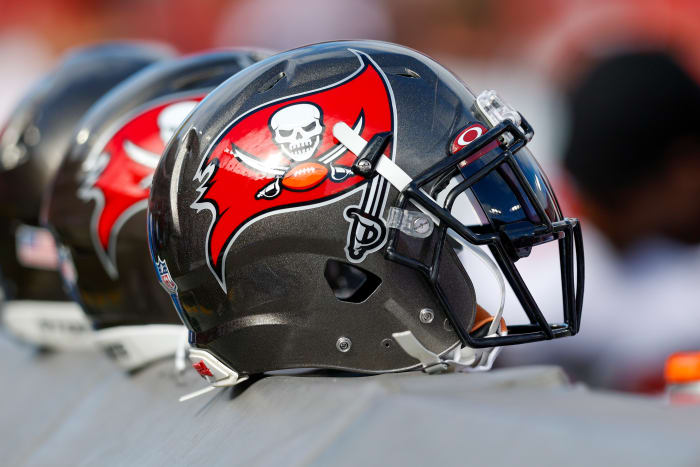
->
[0,42,172,349]
[44,50,265,369]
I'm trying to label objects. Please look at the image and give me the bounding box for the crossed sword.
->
[233,117,363,199]
[123,140,160,188]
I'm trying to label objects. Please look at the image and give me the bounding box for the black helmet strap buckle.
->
[350,130,393,178]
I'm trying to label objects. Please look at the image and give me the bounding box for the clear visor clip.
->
[474,89,531,145]
[387,207,435,238]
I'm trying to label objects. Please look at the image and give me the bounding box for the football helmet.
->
[148,41,584,391]
[0,42,170,349]
[44,50,265,370]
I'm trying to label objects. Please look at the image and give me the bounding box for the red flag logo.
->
[79,97,203,278]
[192,50,396,290]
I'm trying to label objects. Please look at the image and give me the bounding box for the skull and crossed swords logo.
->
[193,50,396,290]
[231,102,356,199]
[79,99,200,278]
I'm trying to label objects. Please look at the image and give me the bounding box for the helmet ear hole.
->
[324,259,381,303]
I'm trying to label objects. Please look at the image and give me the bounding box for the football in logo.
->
[78,97,203,278]
[193,50,397,290]
[281,162,329,191]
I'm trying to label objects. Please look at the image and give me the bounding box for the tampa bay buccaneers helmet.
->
[44,50,265,370]
[0,42,170,349]
[148,41,584,391]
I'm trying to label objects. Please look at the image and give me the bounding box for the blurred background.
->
[3,0,700,393]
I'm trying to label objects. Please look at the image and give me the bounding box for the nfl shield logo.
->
[156,257,177,294]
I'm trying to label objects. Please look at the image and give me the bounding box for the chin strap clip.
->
[349,130,392,178]
[179,348,248,402]
[392,330,501,374]
[334,122,413,191]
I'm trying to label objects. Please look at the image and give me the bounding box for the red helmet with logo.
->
[44,50,266,369]
[148,41,584,390]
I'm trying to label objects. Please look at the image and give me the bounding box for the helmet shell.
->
[149,41,484,374]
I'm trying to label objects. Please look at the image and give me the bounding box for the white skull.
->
[157,101,198,145]
[270,103,323,161]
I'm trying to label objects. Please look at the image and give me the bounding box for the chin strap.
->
[392,328,504,374]
[179,348,248,402]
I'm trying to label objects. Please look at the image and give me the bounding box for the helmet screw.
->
[356,159,372,173]
[76,128,90,145]
[413,217,431,235]
[419,308,434,324]
[336,337,352,353]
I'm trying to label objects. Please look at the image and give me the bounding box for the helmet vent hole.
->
[324,259,381,303]
[393,68,421,79]
[257,72,286,93]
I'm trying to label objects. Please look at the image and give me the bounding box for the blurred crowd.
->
[2,0,700,392]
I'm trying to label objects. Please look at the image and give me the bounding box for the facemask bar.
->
[384,116,584,350]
